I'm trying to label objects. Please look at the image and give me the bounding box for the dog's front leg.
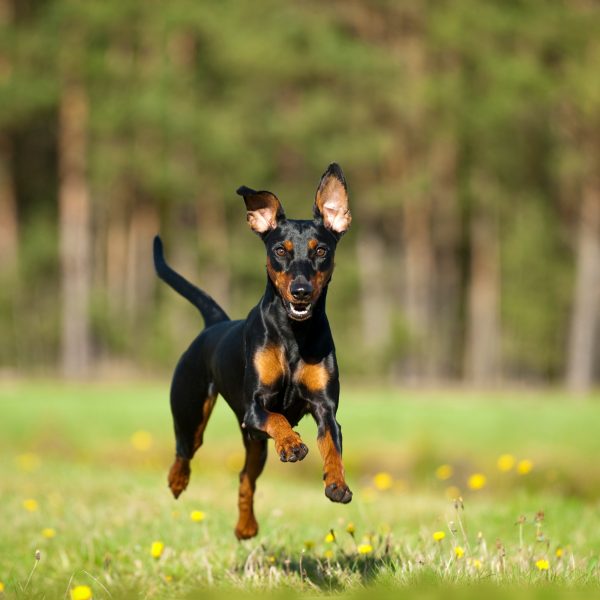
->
[243,398,309,462]
[310,397,353,504]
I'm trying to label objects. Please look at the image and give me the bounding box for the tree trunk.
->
[196,197,231,314]
[566,180,600,395]
[0,134,18,274]
[402,198,434,381]
[126,202,159,317]
[465,208,501,384]
[58,76,92,377]
[356,219,390,349]
[0,0,18,274]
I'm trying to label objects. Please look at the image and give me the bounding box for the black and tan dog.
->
[153,163,353,539]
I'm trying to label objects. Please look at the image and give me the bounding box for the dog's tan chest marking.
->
[295,360,329,392]
[254,344,287,386]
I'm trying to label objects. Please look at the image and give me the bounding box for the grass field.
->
[1,380,600,598]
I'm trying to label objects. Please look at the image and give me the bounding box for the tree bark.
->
[356,219,390,350]
[196,197,231,314]
[0,0,18,274]
[58,75,92,377]
[566,180,600,394]
[402,198,434,381]
[126,202,159,317]
[464,208,501,384]
[0,134,18,274]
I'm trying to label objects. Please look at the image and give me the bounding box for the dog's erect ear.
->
[314,163,351,236]
[237,186,286,235]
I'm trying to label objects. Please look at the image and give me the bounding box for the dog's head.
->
[237,163,351,321]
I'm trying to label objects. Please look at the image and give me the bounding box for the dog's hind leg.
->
[235,433,267,540]
[167,357,217,499]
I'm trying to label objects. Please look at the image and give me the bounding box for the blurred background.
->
[0,0,599,393]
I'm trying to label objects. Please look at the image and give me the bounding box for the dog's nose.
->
[290,278,313,301]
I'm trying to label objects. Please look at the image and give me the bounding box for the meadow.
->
[1,380,600,599]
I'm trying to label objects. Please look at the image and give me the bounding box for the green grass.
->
[1,381,599,598]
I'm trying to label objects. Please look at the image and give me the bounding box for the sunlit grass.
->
[1,381,600,597]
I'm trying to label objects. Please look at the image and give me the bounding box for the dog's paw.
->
[235,517,259,540]
[168,457,190,499]
[325,481,353,504]
[276,434,308,463]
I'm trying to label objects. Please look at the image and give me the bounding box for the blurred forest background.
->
[0,0,599,392]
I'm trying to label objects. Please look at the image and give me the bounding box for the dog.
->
[153,163,353,539]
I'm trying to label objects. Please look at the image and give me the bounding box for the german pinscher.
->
[153,163,352,540]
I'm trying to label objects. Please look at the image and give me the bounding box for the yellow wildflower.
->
[42,528,56,539]
[130,430,153,451]
[151,541,164,559]
[435,464,453,481]
[17,452,41,472]
[467,473,486,490]
[346,522,355,535]
[497,454,515,472]
[70,585,93,600]
[23,499,39,512]
[555,547,563,558]
[323,549,334,559]
[304,540,314,551]
[190,510,205,522]
[267,555,276,564]
[324,530,335,543]
[357,543,373,554]
[433,531,445,542]
[373,472,393,491]
[0,581,4,592]
[535,558,549,571]
[517,459,533,475]
[454,545,465,558]
[164,575,173,583]
[472,558,482,570]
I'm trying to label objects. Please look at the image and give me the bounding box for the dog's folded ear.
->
[313,163,351,236]
[237,186,286,235]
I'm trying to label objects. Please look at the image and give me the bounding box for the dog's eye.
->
[316,247,327,258]
[274,247,286,257]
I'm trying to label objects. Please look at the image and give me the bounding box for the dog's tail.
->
[153,235,230,327]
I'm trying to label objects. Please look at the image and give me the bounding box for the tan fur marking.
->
[267,257,294,301]
[254,344,286,386]
[295,360,329,392]
[168,456,190,498]
[283,240,294,252]
[317,430,345,487]
[193,395,217,452]
[311,268,333,298]
[235,441,265,540]
[308,238,318,250]
[263,412,295,441]
[263,412,305,458]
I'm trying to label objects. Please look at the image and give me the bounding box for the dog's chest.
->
[262,358,329,424]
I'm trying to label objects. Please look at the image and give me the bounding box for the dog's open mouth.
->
[287,302,312,321]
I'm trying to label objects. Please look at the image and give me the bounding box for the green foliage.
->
[1,0,599,381]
